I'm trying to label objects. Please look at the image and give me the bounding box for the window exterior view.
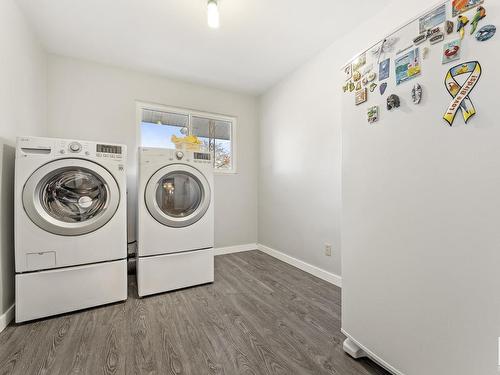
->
[139,104,236,173]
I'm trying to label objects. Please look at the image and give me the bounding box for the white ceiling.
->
[16,0,389,94]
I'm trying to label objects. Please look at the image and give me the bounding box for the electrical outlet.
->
[325,244,332,257]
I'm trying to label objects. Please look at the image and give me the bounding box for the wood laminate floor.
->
[0,251,389,375]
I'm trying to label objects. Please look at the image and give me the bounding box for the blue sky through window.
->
[140,122,182,149]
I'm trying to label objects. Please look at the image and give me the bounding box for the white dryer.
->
[137,148,214,297]
[15,136,128,322]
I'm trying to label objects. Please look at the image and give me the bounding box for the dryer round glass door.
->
[23,159,120,236]
[145,164,211,228]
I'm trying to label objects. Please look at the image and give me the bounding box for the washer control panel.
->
[57,141,123,160]
[96,143,123,160]
[57,140,90,156]
[17,137,126,162]
[68,142,82,153]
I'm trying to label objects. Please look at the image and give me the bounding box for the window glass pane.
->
[214,137,232,170]
[140,110,188,149]
[40,168,108,223]
[140,107,234,171]
[156,173,202,217]
[141,122,183,149]
[191,116,232,170]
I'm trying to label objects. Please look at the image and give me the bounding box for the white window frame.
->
[136,101,238,174]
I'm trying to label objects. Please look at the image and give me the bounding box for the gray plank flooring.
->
[0,250,389,375]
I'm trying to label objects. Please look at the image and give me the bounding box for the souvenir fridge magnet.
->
[443,61,482,126]
[369,82,378,92]
[413,33,427,45]
[353,70,361,82]
[356,81,362,91]
[427,27,441,39]
[379,82,388,95]
[452,0,483,17]
[387,94,400,110]
[428,27,444,45]
[476,25,496,41]
[442,39,461,64]
[446,20,454,34]
[411,84,422,104]
[342,83,349,93]
[371,37,399,57]
[362,64,374,76]
[343,64,353,81]
[470,6,486,34]
[418,4,446,34]
[395,48,421,85]
[355,88,368,106]
[379,58,390,81]
[423,47,430,59]
[352,53,367,71]
[367,106,379,123]
[349,81,355,92]
[457,15,469,40]
[429,32,445,44]
[362,74,373,87]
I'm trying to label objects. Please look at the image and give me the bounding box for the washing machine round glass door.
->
[145,164,211,228]
[23,158,120,236]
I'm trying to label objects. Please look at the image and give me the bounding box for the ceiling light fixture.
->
[207,0,220,29]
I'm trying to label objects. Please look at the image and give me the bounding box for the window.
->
[138,103,236,173]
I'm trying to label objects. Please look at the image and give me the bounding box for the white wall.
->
[259,48,343,277]
[258,1,400,277]
[0,0,47,319]
[47,55,258,248]
[259,0,440,283]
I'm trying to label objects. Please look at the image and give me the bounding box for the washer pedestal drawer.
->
[137,248,214,297]
[15,259,127,323]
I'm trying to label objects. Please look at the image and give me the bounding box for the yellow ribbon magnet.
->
[443,61,482,126]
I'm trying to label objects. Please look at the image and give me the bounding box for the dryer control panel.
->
[140,147,211,166]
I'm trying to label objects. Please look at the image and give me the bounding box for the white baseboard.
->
[257,244,342,288]
[214,243,258,256]
[0,304,14,332]
[341,329,403,375]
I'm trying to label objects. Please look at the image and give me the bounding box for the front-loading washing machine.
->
[137,147,214,297]
[15,136,128,322]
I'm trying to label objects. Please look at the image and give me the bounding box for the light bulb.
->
[207,0,219,29]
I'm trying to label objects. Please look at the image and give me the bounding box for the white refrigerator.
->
[341,2,500,374]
